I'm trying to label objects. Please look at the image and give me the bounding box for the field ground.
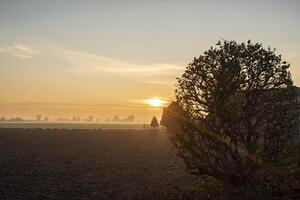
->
[0,129,196,200]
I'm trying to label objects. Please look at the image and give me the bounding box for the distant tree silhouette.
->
[36,114,42,121]
[161,40,298,187]
[88,115,93,122]
[150,116,159,129]
[14,117,23,122]
[72,116,77,122]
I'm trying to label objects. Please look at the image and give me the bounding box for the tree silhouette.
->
[36,114,42,121]
[161,40,298,186]
[150,116,159,129]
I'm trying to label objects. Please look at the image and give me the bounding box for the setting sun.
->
[146,98,167,107]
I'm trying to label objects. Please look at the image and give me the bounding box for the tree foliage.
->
[161,40,298,186]
[150,116,159,129]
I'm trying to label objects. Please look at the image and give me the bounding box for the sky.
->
[0,0,299,122]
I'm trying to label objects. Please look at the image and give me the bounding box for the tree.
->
[88,115,93,122]
[36,114,42,121]
[161,40,298,187]
[72,116,77,122]
[150,116,159,129]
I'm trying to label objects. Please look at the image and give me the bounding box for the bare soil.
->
[0,128,196,200]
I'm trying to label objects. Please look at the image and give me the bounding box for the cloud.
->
[145,80,174,85]
[0,43,38,59]
[54,47,184,75]
[0,42,184,88]
[0,42,183,76]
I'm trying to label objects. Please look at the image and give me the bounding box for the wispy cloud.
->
[54,47,184,75]
[0,101,150,109]
[144,80,175,86]
[0,42,183,76]
[0,43,38,59]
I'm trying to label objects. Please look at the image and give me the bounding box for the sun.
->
[146,98,166,107]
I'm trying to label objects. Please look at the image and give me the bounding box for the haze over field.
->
[0,0,299,121]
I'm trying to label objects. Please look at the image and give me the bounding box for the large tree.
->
[161,40,298,186]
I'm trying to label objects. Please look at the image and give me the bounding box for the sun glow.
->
[146,98,167,107]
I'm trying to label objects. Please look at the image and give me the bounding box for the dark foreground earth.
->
[0,128,196,200]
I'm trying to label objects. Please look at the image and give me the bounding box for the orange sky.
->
[0,1,299,122]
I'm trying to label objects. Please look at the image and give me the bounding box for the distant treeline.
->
[0,117,24,122]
